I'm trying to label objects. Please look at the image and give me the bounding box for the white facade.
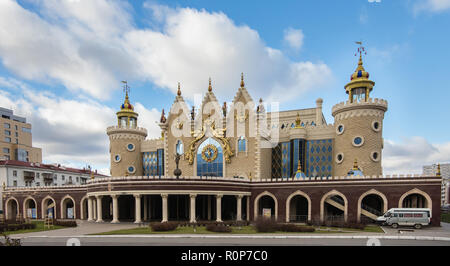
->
[0,161,105,211]
[423,163,450,206]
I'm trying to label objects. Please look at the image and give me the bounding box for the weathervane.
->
[121,80,130,97]
[355,41,367,57]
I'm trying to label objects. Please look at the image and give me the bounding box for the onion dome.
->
[120,92,134,111]
[347,158,364,177]
[350,55,370,81]
[294,160,306,179]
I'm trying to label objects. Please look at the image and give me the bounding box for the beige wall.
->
[1,117,41,163]
[333,112,384,177]
[109,132,145,177]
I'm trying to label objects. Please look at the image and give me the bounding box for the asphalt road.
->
[17,236,450,246]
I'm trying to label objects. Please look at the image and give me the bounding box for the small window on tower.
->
[120,117,127,128]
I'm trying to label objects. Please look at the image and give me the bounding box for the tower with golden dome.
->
[107,81,147,177]
[332,45,388,177]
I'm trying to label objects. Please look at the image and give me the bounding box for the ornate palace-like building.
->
[1,53,442,226]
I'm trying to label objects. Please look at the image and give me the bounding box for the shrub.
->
[205,224,232,233]
[150,222,178,231]
[53,220,77,227]
[277,223,315,232]
[254,218,279,233]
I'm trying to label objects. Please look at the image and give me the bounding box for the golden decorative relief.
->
[201,144,218,163]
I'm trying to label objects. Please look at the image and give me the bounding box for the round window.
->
[371,151,380,162]
[336,124,345,135]
[126,143,135,151]
[335,153,344,164]
[127,166,135,174]
[114,154,121,163]
[352,136,364,147]
[372,121,381,132]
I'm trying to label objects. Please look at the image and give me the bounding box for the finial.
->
[2,182,5,190]
[160,109,166,123]
[295,113,303,128]
[90,171,95,180]
[177,82,181,96]
[297,160,302,172]
[240,72,245,88]
[259,98,263,103]
[208,77,212,92]
[222,102,227,117]
[437,163,441,177]
[353,158,359,170]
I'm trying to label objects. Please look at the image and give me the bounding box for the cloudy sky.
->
[0,0,449,175]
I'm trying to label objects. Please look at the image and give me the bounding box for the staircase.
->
[325,196,382,221]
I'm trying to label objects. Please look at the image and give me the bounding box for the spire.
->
[177,82,181,96]
[240,72,245,88]
[294,160,306,179]
[437,163,441,177]
[353,158,359,170]
[208,77,212,92]
[120,80,134,111]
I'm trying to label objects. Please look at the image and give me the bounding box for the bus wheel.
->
[414,224,422,229]
[391,223,398,229]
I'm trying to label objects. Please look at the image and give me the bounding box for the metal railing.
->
[289,215,308,223]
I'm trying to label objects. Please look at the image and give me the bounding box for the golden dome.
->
[350,55,370,81]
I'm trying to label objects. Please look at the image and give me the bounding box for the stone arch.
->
[285,190,312,222]
[254,191,278,221]
[398,188,432,213]
[320,189,348,222]
[80,196,88,220]
[357,189,388,223]
[23,196,37,219]
[41,195,56,219]
[60,195,76,219]
[5,197,19,220]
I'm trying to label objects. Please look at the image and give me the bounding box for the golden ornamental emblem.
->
[201,144,218,163]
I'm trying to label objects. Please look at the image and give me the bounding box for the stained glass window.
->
[196,138,223,177]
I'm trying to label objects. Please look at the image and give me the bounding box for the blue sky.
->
[0,0,449,174]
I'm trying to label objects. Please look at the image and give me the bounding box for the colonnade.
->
[86,193,250,223]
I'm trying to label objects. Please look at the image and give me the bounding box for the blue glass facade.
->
[305,139,333,177]
[143,149,164,176]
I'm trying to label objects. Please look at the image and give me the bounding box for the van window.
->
[399,213,403,218]
[393,213,398,217]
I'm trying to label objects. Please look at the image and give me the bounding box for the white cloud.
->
[283,28,304,51]
[0,78,160,174]
[413,0,450,14]
[383,137,450,175]
[0,0,332,103]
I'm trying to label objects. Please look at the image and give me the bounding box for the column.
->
[162,194,168,222]
[93,198,97,220]
[143,195,148,221]
[87,197,94,221]
[96,196,103,222]
[111,195,119,223]
[216,194,223,222]
[236,195,243,221]
[134,194,142,223]
[207,195,211,220]
[148,196,152,220]
[190,194,197,223]
[246,196,250,221]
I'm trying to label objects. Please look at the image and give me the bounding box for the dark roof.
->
[0,160,109,177]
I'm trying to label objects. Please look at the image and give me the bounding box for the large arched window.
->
[196,138,223,177]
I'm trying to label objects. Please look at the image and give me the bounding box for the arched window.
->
[238,136,246,152]
[196,138,223,177]
[176,140,183,155]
